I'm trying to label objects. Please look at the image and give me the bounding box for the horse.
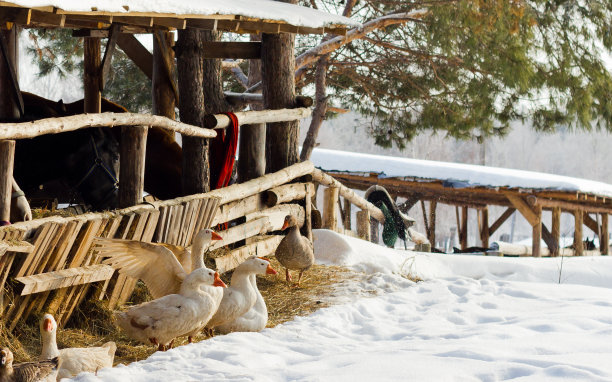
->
[7,92,184,221]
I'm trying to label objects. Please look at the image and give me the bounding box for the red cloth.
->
[210,112,239,190]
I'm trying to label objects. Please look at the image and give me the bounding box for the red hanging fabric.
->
[210,112,239,190]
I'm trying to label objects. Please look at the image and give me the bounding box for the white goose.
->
[114,266,226,350]
[215,257,275,334]
[94,228,222,299]
[206,256,277,335]
[39,314,115,380]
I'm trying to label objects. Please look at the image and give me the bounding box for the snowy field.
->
[72,230,612,381]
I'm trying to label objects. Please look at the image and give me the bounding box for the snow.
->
[310,147,612,199]
[71,229,612,381]
[6,0,360,29]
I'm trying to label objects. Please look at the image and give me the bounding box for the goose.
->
[274,215,314,286]
[0,348,58,382]
[215,257,276,334]
[114,266,226,350]
[206,256,277,335]
[39,314,115,380]
[94,228,222,299]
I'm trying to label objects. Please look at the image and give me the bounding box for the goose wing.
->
[93,237,187,299]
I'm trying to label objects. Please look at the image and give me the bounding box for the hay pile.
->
[0,257,385,366]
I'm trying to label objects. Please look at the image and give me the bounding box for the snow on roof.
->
[5,0,360,29]
[310,147,612,198]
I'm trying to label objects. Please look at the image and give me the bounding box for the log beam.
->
[119,126,148,208]
[488,207,515,236]
[83,37,101,113]
[357,210,370,241]
[203,107,311,130]
[0,140,15,223]
[583,212,599,234]
[116,33,153,79]
[323,186,339,231]
[152,30,177,119]
[263,182,313,207]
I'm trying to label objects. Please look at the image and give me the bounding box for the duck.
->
[38,314,116,380]
[215,257,276,334]
[94,228,222,299]
[274,215,314,286]
[0,348,58,382]
[206,256,277,335]
[114,267,226,350]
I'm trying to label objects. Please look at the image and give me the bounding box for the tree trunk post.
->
[323,186,339,231]
[574,210,584,256]
[343,198,352,231]
[301,183,312,241]
[428,200,437,247]
[370,216,379,244]
[119,126,148,208]
[176,29,208,194]
[601,213,609,255]
[238,34,266,183]
[0,140,15,223]
[460,207,468,250]
[532,204,542,257]
[83,37,101,113]
[262,0,298,173]
[357,210,371,241]
[153,31,176,120]
[480,207,489,248]
[551,207,561,257]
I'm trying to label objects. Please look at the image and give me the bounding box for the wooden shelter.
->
[0,1,374,329]
[310,148,612,257]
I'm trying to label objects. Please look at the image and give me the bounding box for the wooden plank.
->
[212,194,263,226]
[153,17,186,29]
[16,223,56,277]
[215,235,283,274]
[116,33,153,79]
[488,207,516,235]
[84,37,101,113]
[0,251,15,312]
[210,217,272,251]
[551,207,561,257]
[16,264,114,295]
[100,23,120,90]
[0,239,32,253]
[201,41,261,59]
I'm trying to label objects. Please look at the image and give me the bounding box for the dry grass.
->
[0,258,366,366]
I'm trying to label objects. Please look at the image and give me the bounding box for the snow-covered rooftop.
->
[310,147,612,199]
[3,0,360,29]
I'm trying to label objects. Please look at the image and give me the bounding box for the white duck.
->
[114,266,226,350]
[205,256,277,335]
[38,314,115,381]
[94,228,222,299]
[215,257,276,334]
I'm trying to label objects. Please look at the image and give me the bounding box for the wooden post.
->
[601,214,609,255]
[357,210,371,241]
[370,217,379,244]
[262,0,299,174]
[551,207,561,257]
[152,31,176,120]
[574,210,584,256]
[480,207,489,248]
[238,34,266,183]
[343,198,352,230]
[323,186,339,231]
[532,204,542,257]
[428,200,437,247]
[0,140,15,223]
[119,126,148,208]
[460,207,468,249]
[83,37,101,113]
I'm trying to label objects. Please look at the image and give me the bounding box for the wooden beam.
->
[601,214,609,255]
[99,23,119,91]
[583,212,599,234]
[323,186,339,231]
[574,210,583,256]
[480,207,489,248]
[0,7,31,25]
[505,193,538,226]
[119,125,148,208]
[214,235,283,274]
[357,210,371,241]
[488,207,515,235]
[551,207,561,256]
[532,204,542,257]
[0,140,15,223]
[203,107,310,129]
[153,17,186,30]
[153,30,179,107]
[15,264,114,296]
[263,182,313,207]
[201,41,261,59]
[0,28,23,117]
[83,37,101,113]
[116,33,153,79]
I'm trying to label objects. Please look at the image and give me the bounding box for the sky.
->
[70,229,612,381]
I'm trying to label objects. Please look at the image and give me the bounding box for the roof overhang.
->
[0,0,361,35]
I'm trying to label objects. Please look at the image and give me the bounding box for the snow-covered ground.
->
[72,230,612,381]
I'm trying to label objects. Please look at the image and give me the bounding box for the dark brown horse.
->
[9,92,183,217]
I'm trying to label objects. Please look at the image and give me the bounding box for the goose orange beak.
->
[266,264,277,275]
[213,272,227,288]
[281,221,289,230]
[43,317,53,332]
[211,231,223,241]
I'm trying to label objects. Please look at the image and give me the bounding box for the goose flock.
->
[1,215,314,381]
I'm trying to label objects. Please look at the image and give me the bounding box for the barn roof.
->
[311,148,612,206]
[0,0,360,34]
